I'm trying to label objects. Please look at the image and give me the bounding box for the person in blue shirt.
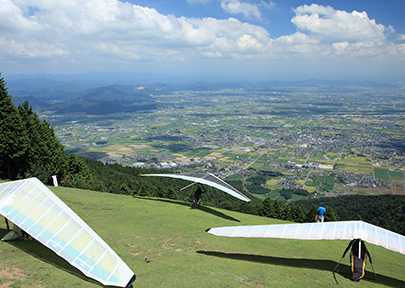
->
[315,202,326,222]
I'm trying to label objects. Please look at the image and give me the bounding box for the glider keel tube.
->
[0,178,135,287]
[207,221,405,256]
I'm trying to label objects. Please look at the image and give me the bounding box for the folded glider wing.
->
[0,178,136,287]
[207,221,405,255]
[141,173,251,202]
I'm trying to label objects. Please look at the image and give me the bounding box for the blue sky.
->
[1,0,405,81]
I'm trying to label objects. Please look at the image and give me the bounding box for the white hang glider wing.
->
[207,221,405,255]
[0,178,136,287]
[141,173,251,202]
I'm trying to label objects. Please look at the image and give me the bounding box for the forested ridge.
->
[1,74,404,235]
[0,75,90,184]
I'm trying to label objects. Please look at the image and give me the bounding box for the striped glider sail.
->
[0,178,136,287]
[141,173,251,202]
[207,221,405,255]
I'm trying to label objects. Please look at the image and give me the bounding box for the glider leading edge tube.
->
[207,221,405,255]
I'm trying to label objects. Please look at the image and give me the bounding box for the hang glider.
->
[0,178,136,287]
[141,173,251,202]
[206,221,405,255]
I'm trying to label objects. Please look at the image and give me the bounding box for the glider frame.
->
[332,239,377,284]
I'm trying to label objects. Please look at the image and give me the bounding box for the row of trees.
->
[0,75,90,184]
[296,195,405,235]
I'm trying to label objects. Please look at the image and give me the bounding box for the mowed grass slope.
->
[0,185,404,288]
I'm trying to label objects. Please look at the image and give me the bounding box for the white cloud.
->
[220,1,274,20]
[221,1,262,19]
[291,4,387,42]
[0,0,404,78]
[0,0,273,61]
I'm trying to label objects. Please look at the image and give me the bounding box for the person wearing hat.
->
[315,202,326,222]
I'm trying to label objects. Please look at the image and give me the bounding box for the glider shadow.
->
[1,239,118,287]
[134,196,240,222]
[196,251,405,288]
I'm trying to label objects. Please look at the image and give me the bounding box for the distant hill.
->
[11,95,52,109]
[6,73,403,97]
[10,84,157,115]
[80,85,155,105]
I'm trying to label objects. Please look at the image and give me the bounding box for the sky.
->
[1,0,405,81]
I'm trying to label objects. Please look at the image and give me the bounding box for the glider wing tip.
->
[125,274,136,288]
[205,228,211,233]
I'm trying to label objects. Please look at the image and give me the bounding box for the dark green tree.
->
[259,197,276,218]
[137,182,151,197]
[165,187,179,200]
[306,205,319,223]
[65,153,92,189]
[290,203,307,223]
[18,101,69,184]
[0,76,29,179]
[24,163,51,184]
[273,199,287,220]
[325,206,338,222]
[119,183,131,195]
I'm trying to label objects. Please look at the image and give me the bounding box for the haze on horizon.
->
[1,0,405,82]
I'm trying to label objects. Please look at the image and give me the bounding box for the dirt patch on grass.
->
[0,267,26,281]
[0,267,42,288]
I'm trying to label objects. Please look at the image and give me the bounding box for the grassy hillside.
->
[1,185,404,288]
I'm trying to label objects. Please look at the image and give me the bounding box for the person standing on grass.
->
[191,186,205,208]
[315,202,326,222]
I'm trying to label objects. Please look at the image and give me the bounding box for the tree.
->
[24,163,51,184]
[259,197,276,218]
[18,101,69,184]
[273,199,286,220]
[306,205,318,223]
[290,203,307,223]
[0,76,29,179]
[137,182,151,197]
[120,183,131,195]
[165,187,179,200]
[65,153,92,189]
[325,206,338,222]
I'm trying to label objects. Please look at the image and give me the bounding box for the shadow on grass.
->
[134,196,240,222]
[196,251,405,288]
[0,227,9,237]
[0,230,134,288]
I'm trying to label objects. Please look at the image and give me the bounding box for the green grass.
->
[0,186,404,287]
[374,168,390,182]
[389,171,404,182]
